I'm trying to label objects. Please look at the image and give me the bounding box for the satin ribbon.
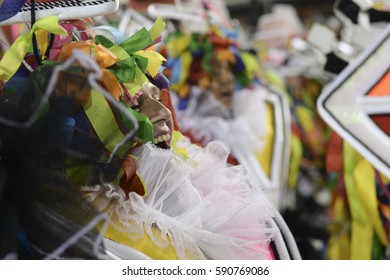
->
[58,40,122,100]
[255,104,274,177]
[343,142,388,259]
[327,177,351,259]
[83,88,153,160]
[49,20,95,61]
[0,16,67,81]
[95,17,166,96]
[354,160,388,246]
[288,133,303,188]
[57,41,154,158]
[343,142,372,259]
[241,51,260,85]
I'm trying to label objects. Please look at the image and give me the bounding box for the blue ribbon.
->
[0,0,26,22]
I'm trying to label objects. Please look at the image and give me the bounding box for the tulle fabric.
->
[173,86,267,157]
[82,139,279,260]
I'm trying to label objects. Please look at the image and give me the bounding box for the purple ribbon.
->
[0,0,26,23]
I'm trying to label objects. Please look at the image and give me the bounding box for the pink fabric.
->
[49,20,95,61]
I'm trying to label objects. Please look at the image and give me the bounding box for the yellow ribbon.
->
[288,134,303,188]
[122,67,149,97]
[108,47,164,96]
[255,103,274,177]
[327,194,351,259]
[241,51,260,83]
[0,16,67,81]
[343,142,372,259]
[149,16,166,42]
[354,159,388,245]
[134,50,166,77]
[105,17,166,96]
[83,89,134,158]
[166,36,191,57]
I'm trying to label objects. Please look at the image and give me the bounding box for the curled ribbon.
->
[0,16,68,81]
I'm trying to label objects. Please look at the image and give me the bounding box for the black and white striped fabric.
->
[0,0,119,26]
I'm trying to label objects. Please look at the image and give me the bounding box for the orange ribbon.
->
[58,40,122,100]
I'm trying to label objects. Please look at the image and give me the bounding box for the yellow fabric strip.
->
[354,159,388,245]
[171,130,189,160]
[343,143,368,223]
[327,195,351,259]
[36,29,49,59]
[255,103,273,176]
[149,16,166,41]
[83,89,133,158]
[104,225,179,260]
[343,143,370,258]
[109,45,130,60]
[241,51,259,82]
[0,16,67,81]
[343,142,372,259]
[288,134,302,188]
[166,36,191,58]
[350,221,373,260]
[123,67,149,96]
[134,50,166,77]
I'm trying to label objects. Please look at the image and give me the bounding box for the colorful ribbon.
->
[49,20,95,61]
[343,142,388,259]
[0,16,67,81]
[94,17,166,96]
[58,40,122,100]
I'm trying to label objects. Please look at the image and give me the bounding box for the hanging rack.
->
[0,0,120,26]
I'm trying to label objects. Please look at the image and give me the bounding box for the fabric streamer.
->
[0,0,26,23]
[0,16,67,80]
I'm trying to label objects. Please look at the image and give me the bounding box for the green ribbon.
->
[94,17,166,95]
[0,16,67,81]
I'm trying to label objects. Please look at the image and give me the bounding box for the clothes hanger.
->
[232,85,291,211]
[48,49,140,163]
[146,1,231,33]
[268,84,292,212]
[0,0,121,78]
[0,26,9,52]
[0,47,139,165]
[317,22,390,179]
[118,6,155,39]
[0,48,145,260]
[334,0,389,49]
[0,0,119,26]
[273,211,302,260]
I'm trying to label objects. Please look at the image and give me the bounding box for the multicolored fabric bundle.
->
[161,27,261,110]
[0,9,299,260]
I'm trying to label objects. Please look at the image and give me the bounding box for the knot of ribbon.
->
[0,16,68,81]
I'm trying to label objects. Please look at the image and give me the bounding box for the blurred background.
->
[1,0,390,260]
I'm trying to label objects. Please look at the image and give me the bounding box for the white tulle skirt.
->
[82,140,279,260]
